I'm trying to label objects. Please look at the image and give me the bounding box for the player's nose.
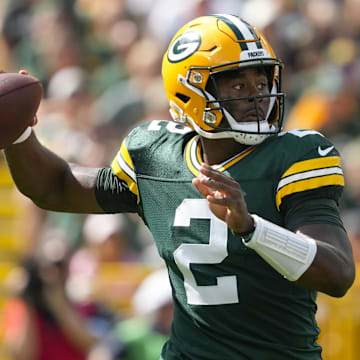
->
[246,84,263,102]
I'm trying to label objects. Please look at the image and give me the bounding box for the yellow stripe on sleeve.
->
[119,140,135,172]
[281,156,341,178]
[276,174,344,210]
[111,140,139,202]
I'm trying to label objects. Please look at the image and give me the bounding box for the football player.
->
[4,14,355,360]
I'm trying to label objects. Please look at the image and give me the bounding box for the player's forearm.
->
[296,225,355,297]
[4,132,102,212]
[5,132,69,203]
[242,215,355,297]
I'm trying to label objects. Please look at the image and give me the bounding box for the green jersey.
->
[96,120,344,360]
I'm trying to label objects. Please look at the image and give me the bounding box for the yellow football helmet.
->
[162,14,285,145]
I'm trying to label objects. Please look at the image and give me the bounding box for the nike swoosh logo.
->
[318,145,334,156]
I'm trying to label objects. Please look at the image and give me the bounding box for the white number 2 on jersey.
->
[173,199,239,305]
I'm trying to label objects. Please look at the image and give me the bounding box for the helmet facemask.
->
[199,63,285,145]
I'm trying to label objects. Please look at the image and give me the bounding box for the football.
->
[0,72,43,149]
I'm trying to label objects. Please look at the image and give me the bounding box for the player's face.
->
[214,67,270,123]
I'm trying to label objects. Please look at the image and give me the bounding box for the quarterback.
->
[4,15,355,359]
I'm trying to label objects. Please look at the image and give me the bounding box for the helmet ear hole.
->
[176,93,190,104]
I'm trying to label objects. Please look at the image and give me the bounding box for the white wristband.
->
[12,127,32,144]
[243,214,317,281]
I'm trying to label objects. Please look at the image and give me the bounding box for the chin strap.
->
[241,214,317,281]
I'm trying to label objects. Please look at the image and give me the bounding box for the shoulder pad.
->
[125,120,192,150]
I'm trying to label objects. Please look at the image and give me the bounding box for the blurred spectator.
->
[40,65,96,142]
[106,268,173,360]
[143,0,245,47]
[1,256,101,360]
[2,0,37,50]
[91,80,146,159]
[342,209,360,262]
[339,137,360,209]
[67,214,140,303]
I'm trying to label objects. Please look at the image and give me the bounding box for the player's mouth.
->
[240,108,265,122]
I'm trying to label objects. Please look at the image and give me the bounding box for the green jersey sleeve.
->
[95,167,139,213]
[283,197,345,231]
[274,129,345,230]
[95,129,142,213]
[276,129,344,212]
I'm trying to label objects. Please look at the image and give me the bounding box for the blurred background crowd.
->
[0,0,360,359]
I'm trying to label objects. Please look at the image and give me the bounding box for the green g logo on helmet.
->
[167,32,201,63]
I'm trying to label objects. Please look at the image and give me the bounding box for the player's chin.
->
[235,114,264,123]
[241,115,258,122]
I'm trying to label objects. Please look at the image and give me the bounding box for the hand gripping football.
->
[0,72,43,149]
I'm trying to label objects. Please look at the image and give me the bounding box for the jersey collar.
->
[185,135,257,177]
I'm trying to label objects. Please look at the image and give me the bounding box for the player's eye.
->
[257,82,267,91]
[233,83,244,90]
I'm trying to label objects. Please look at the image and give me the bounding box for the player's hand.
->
[192,163,253,234]
[18,69,38,126]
